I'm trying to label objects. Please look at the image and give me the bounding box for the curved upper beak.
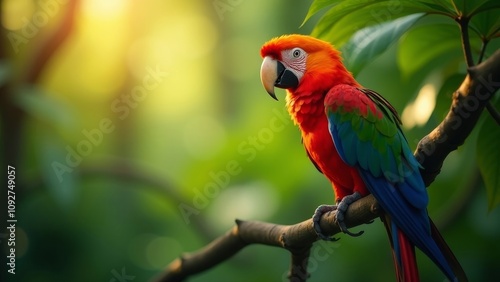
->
[260,56,299,101]
[260,56,279,100]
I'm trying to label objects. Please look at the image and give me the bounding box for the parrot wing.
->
[324,84,457,280]
[325,85,428,208]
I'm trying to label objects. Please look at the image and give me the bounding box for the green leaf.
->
[301,0,342,27]
[39,131,79,209]
[12,86,76,130]
[469,0,500,16]
[418,0,456,15]
[452,0,500,16]
[437,73,464,99]
[398,23,480,77]
[477,109,500,211]
[311,0,455,47]
[470,6,500,39]
[311,0,380,43]
[342,13,424,76]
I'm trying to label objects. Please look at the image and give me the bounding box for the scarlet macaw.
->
[259,34,466,281]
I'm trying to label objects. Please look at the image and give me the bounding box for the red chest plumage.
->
[287,92,368,201]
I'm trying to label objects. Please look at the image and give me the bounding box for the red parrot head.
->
[260,34,356,100]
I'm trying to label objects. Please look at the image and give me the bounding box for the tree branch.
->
[152,48,500,282]
[153,195,380,282]
[415,49,500,186]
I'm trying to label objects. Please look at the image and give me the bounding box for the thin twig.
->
[477,39,500,126]
[456,16,475,68]
[477,39,489,65]
[486,101,500,126]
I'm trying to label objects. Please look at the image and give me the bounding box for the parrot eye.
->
[292,48,302,58]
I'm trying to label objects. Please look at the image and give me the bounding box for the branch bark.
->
[153,50,500,282]
[153,195,380,282]
[415,49,500,186]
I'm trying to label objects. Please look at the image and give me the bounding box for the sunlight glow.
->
[402,84,437,129]
[43,0,131,104]
[81,0,129,18]
[133,15,219,119]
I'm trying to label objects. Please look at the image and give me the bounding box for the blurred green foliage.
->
[1,0,499,281]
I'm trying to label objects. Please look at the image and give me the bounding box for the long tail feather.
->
[430,219,468,282]
[382,214,419,282]
[398,229,419,282]
[382,214,468,282]
[381,214,403,281]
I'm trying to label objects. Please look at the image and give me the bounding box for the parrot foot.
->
[336,192,364,237]
[312,205,339,241]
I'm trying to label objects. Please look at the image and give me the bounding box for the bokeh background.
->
[1,0,499,281]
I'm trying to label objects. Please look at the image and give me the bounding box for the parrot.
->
[259,34,467,282]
